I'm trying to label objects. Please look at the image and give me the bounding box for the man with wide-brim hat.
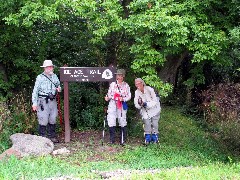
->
[40,59,55,68]
[105,68,131,145]
[32,59,61,143]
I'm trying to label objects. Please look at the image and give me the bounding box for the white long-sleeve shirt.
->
[107,81,131,102]
[134,86,161,119]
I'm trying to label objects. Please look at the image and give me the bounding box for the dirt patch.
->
[53,129,143,161]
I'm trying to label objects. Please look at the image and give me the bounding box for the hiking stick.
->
[121,126,124,145]
[102,107,108,145]
[142,107,152,145]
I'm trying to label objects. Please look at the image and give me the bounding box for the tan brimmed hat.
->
[115,69,126,76]
[40,60,54,67]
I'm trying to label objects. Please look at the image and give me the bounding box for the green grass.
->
[126,163,240,180]
[0,155,99,179]
[0,106,239,180]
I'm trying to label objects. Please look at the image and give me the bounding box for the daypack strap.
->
[42,73,58,87]
[116,81,122,95]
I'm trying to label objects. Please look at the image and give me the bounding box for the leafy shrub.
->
[199,83,240,151]
[69,82,106,129]
[200,83,240,123]
[216,120,240,152]
[8,89,37,134]
[0,97,10,133]
[0,97,11,152]
[0,90,37,153]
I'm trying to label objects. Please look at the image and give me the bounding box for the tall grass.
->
[116,106,234,170]
[0,106,239,179]
[0,91,38,153]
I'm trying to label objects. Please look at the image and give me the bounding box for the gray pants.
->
[107,100,127,127]
[37,97,58,126]
[143,112,160,134]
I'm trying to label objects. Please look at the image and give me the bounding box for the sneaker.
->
[151,134,159,143]
[145,134,151,145]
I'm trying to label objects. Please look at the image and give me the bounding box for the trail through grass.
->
[0,106,239,180]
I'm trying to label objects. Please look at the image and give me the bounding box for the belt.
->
[38,94,56,97]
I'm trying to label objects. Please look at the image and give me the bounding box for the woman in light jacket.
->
[105,69,131,145]
[134,78,161,144]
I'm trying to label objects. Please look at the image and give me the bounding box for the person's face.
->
[44,66,54,75]
[135,80,144,91]
[116,74,124,82]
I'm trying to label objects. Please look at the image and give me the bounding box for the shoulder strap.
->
[42,73,58,87]
[116,81,122,96]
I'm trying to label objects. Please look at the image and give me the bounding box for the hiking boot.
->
[109,126,116,144]
[48,124,57,138]
[49,137,59,143]
[39,125,47,137]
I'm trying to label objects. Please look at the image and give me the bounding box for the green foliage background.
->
[0,0,239,154]
[1,0,239,96]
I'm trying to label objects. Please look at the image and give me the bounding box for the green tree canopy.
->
[1,0,240,97]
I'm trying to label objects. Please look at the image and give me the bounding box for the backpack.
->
[148,86,161,104]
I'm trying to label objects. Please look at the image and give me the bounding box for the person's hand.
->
[138,97,143,106]
[56,86,61,92]
[119,97,123,101]
[142,102,147,108]
[105,95,109,101]
[32,105,38,111]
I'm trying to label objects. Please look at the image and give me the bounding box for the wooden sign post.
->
[60,66,116,142]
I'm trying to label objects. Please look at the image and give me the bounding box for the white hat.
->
[40,60,54,67]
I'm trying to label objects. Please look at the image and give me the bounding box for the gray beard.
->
[45,70,53,75]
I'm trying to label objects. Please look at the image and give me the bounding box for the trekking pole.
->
[121,126,124,145]
[142,106,151,145]
[102,106,108,145]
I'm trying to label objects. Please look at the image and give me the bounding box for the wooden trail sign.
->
[60,66,116,142]
[60,67,116,82]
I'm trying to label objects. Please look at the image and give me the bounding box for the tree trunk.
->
[121,0,131,18]
[158,51,189,87]
[0,63,8,82]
